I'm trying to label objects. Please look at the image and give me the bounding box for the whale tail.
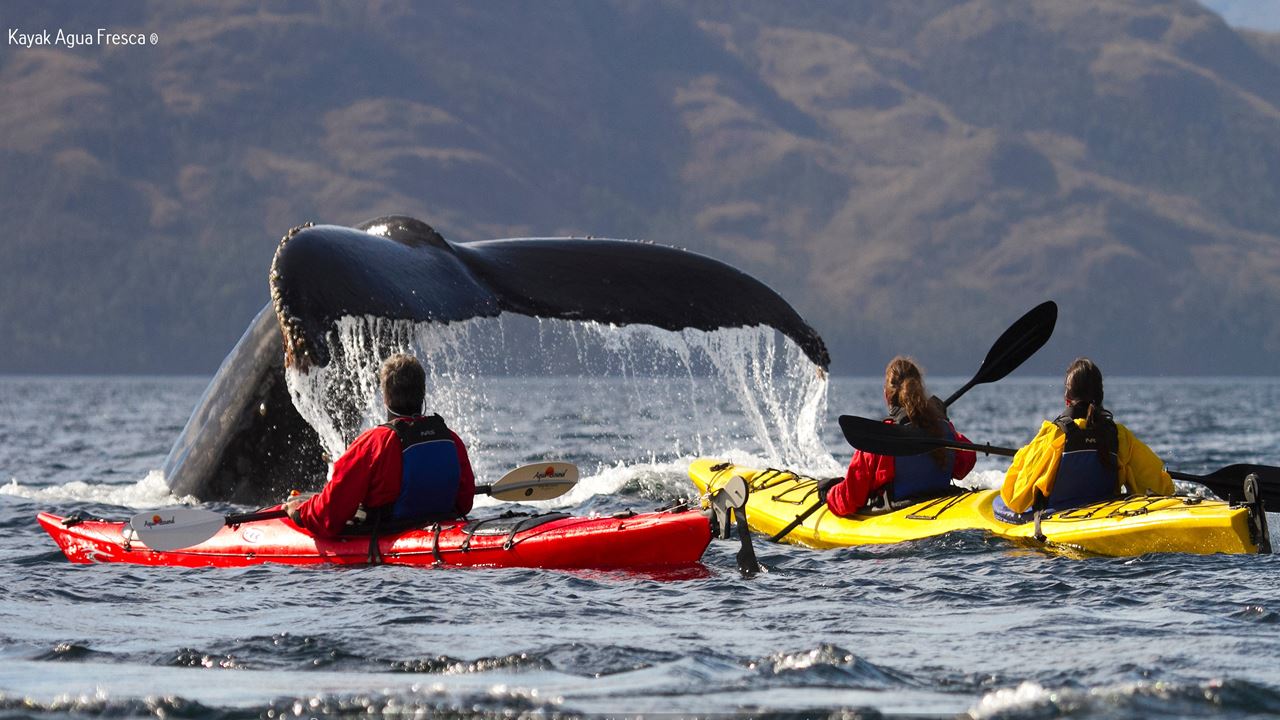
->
[164,217,829,502]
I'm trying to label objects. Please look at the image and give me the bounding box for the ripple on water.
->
[0,687,566,720]
[748,644,918,689]
[970,678,1280,720]
[7,377,1280,716]
[1230,605,1280,625]
[30,642,107,663]
[0,692,256,720]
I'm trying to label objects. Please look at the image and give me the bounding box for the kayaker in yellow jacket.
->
[1000,358,1173,515]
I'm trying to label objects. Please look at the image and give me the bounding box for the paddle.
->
[130,461,580,551]
[941,300,1057,408]
[769,301,1057,543]
[838,415,1280,506]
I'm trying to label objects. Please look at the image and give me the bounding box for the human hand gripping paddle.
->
[836,416,1280,508]
[130,462,580,551]
[770,301,1058,542]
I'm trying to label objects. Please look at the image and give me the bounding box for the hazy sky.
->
[1202,0,1280,31]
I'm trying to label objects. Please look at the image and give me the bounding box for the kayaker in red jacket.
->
[285,353,475,537]
[824,356,976,516]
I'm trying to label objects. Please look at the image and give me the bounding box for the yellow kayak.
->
[689,458,1266,556]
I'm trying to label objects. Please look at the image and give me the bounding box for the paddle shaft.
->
[227,508,287,525]
[842,425,1277,505]
[770,499,826,543]
[222,481,507,524]
[922,436,1269,486]
[771,302,1056,543]
[941,380,978,409]
[226,482,509,526]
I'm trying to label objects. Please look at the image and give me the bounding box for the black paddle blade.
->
[943,301,1057,407]
[978,300,1057,383]
[838,415,939,456]
[734,509,762,577]
[1205,464,1280,506]
[974,301,1057,385]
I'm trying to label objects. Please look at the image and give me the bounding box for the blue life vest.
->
[380,414,462,521]
[993,413,1120,524]
[1045,412,1119,510]
[887,406,958,502]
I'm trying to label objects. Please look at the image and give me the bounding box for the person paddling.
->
[285,353,476,537]
[823,357,977,516]
[997,357,1172,519]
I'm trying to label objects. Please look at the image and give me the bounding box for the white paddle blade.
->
[489,462,579,501]
[128,507,226,551]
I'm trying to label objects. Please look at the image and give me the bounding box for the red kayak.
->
[37,508,712,570]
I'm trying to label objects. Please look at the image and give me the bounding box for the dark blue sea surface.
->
[2,375,1279,718]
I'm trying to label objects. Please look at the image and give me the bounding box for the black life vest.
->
[885,402,958,502]
[379,414,462,521]
[1046,407,1119,509]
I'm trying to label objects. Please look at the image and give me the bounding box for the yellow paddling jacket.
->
[1001,418,1173,513]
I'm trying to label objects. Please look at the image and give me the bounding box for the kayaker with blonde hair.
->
[997,357,1172,519]
[824,356,976,515]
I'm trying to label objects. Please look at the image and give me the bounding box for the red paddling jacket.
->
[294,414,476,537]
[827,410,976,517]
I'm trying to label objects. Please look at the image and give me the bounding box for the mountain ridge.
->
[2,0,1278,375]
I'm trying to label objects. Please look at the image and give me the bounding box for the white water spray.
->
[285,315,839,486]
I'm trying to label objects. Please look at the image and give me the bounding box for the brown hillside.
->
[1,0,1277,373]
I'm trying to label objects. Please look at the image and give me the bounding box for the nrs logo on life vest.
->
[534,466,568,480]
[143,514,175,528]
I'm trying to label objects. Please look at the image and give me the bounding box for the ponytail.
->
[885,356,946,467]
[1064,357,1116,472]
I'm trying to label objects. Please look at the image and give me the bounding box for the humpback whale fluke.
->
[164,217,829,503]
[272,216,830,370]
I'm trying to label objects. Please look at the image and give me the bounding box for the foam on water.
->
[0,470,190,509]
[476,456,691,511]
[964,468,1007,491]
[476,446,820,511]
[968,678,1280,719]
[970,680,1056,718]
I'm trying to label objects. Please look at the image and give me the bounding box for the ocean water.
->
[2,373,1280,719]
